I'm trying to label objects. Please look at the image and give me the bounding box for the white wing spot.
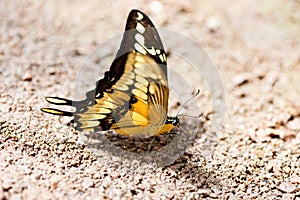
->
[136,23,145,33]
[159,54,165,62]
[136,12,144,20]
[135,33,145,45]
[147,47,156,55]
[163,54,166,61]
[134,43,147,54]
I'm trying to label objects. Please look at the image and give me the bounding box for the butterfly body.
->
[41,9,179,137]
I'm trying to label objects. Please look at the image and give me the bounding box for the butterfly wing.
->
[110,52,169,136]
[41,10,171,136]
[117,10,167,70]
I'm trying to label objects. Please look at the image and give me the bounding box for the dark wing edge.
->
[41,96,115,131]
[116,9,168,80]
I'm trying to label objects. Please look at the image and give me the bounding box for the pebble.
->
[50,175,61,190]
[277,182,297,193]
[82,177,94,189]
[22,73,33,81]
[197,188,210,195]
[231,74,251,87]
[287,117,300,131]
[0,185,4,200]
[205,16,220,33]
[290,176,300,183]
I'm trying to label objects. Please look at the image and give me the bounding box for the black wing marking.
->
[117,9,167,78]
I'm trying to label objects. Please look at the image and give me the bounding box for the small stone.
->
[260,186,269,193]
[67,137,77,144]
[50,175,62,190]
[0,185,4,200]
[205,16,220,33]
[110,171,120,179]
[266,160,281,175]
[197,188,210,195]
[226,192,238,199]
[287,117,300,131]
[277,182,297,193]
[2,179,13,190]
[288,106,300,117]
[25,141,34,147]
[232,74,250,87]
[254,150,264,158]
[70,49,83,56]
[290,176,300,183]
[282,166,290,174]
[0,119,6,124]
[48,67,56,75]
[270,113,292,128]
[82,177,94,189]
[264,127,296,140]
[93,172,102,179]
[22,73,33,81]
[248,128,269,142]
[282,194,296,200]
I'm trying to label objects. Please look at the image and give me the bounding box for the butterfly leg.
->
[147,137,156,152]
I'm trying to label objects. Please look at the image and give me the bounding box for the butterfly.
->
[41,9,180,137]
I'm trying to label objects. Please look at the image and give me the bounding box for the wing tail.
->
[41,97,74,116]
[45,97,73,105]
[41,107,73,116]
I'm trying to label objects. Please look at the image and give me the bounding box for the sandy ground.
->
[1,0,300,199]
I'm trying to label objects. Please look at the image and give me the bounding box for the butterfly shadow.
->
[165,152,225,198]
[162,127,226,198]
[81,118,204,168]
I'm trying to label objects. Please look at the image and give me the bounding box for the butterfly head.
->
[166,116,180,126]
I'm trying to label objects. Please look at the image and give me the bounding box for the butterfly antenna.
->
[177,113,203,119]
[176,89,200,116]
